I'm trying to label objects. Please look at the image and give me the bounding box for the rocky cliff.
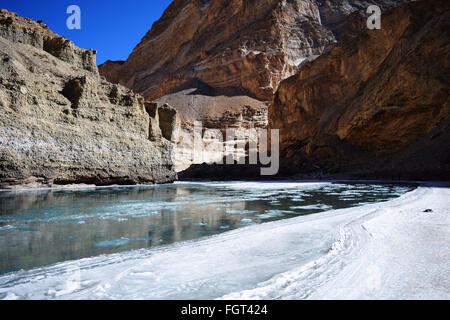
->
[0,10,178,188]
[99,0,411,171]
[270,0,450,180]
[100,0,411,102]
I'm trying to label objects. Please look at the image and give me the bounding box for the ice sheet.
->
[222,187,450,300]
[210,181,332,190]
[0,186,448,300]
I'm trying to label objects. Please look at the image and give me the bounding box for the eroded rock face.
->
[147,79,269,170]
[0,10,98,75]
[172,102,269,171]
[98,0,411,171]
[270,0,450,180]
[0,10,178,188]
[99,0,411,102]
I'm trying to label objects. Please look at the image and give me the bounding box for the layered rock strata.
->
[0,10,178,188]
[99,0,412,171]
[270,0,450,180]
[100,0,412,102]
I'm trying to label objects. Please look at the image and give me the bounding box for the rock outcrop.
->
[156,81,268,170]
[0,10,178,188]
[270,0,450,180]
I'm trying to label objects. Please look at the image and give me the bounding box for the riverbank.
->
[224,186,450,299]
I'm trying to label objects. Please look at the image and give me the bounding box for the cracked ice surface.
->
[0,185,448,300]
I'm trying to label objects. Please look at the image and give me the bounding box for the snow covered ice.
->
[0,183,448,300]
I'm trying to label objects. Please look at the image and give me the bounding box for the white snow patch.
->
[222,187,450,300]
[293,57,307,66]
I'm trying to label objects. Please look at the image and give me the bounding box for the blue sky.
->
[0,0,173,64]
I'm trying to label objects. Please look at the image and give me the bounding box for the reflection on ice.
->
[0,182,414,273]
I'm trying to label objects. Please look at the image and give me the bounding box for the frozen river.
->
[0,182,448,300]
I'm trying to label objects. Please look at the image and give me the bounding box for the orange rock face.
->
[270,0,450,179]
[98,0,419,173]
[100,0,411,103]
[100,0,332,101]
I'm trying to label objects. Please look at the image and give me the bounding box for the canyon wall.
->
[99,0,411,171]
[100,0,411,102]
[0,10,178,188]
[270,0,450,180]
